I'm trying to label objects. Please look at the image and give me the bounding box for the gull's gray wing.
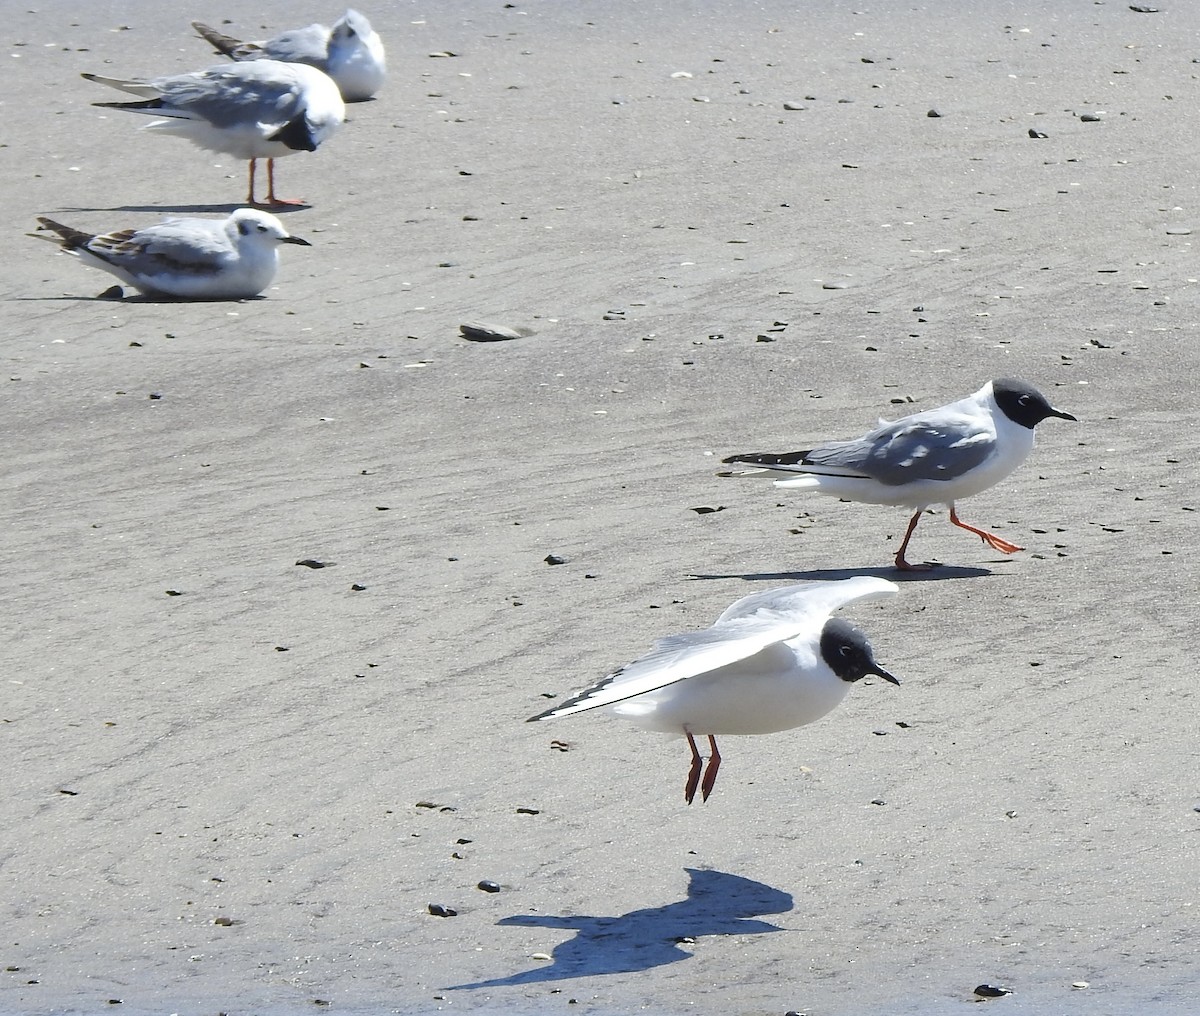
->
[87,219,230,273]
[528,577,898,721]
[802,413,995,486]
[151,62,307,128]
[261,24,332,66]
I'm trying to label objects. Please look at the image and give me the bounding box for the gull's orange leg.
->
[950,505,1023,554]
[684,732,704,805]
[699,735,722,803]
[264,158,306,207]
[893,510,933,571]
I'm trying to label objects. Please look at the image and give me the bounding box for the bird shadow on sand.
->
[445,868,792,990]
[12,293,267,304]
[59,203,311,215]
[688,564,994,583]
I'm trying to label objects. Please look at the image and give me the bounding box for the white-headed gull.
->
[31,209,310,300]
[191,9,386,102]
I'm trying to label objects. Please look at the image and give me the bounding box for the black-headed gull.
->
[30,209,310,300]
[528,577,899,804]
[721,378,1077,570]
[83,60,344,206]
[192,9,386,102]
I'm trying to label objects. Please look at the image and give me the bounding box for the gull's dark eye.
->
[1018,395,1031,405]
[257,224,268,233]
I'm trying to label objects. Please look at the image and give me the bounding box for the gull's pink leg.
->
[893,510,932,571]
[950,505,1023,554]
[685,732,703,805]
[699,735,722,803]
[246,159,258,205]
[264,158,307,207]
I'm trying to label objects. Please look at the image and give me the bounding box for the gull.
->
[82,59,345,206]
[528,577,899,804]
[30,209,311,300]
[192,9,387,102]
[720,378,1077,570]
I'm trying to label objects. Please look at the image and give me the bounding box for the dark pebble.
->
[516,807,541,815]
[350,583,367,591]
[926,108,942,117]
[544,553,568,565]
[98,285,124,300]
[1129,4,1159,10]
[459,320,532,342]
[165,589,183,596]
[1080,113,1102,122]
[428,903,457,917]
[1029,128,1048,138]
[974,984,1013,998]
[477,880,501,893]
[295,559,329,569]
[689,505,726,514]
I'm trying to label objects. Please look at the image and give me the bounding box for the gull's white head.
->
[328,9,386,101]
[226,208,311,249]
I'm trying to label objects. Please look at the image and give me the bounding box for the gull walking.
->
[192,9,386,102]
[528,577,899,804]
[31,209,310,300]
[720,378,1076,570]
[83,60,344,206]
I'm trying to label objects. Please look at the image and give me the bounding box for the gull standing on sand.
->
[30,209,311,300]
[83,60,345,206]
[720,378,1077,570]
[528,577,900,804]
[191,9,387,102]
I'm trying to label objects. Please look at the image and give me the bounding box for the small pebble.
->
[783,101,806,110]
[477,880,501,893]
[544,553,568,565]
[98,285,124,300]
[974,984,1013,998]
[428,903,457,917]
[1072,981,1090,989]
[926,108,942,117]
[1028,128,1048,138]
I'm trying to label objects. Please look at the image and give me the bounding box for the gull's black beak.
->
[282,235,312,246]
[873,666,901,687]
[1051,408,1078,422]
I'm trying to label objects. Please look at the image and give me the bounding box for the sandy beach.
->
[3,1,1199,1013]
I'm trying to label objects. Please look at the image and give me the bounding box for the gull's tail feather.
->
[191,21,245,59]
[717,449,813,479]
[80,72,161,98]
[28,217,92,250]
